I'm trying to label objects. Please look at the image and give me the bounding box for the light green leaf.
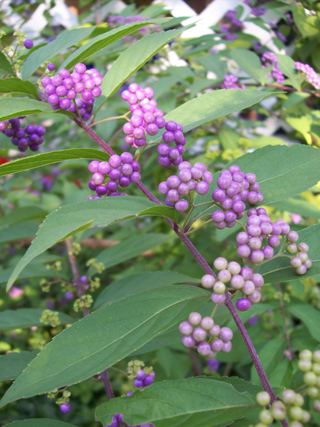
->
[251,338,286,385]
[0,286,208,407]
[96,377,256,427]
[100,27,185,100]
[293,5,320,38]
[286,116,312,145]
[60,18,170,71]
[0,221,39,244]
[0,206,48,229]
[270,196,320,219]
[0,352,38,381]
[0,98,75,121]
[276,54,301,90]
[0,148,109,177]
[138,205,179,222]
[248,136,288,148]
[0,77,39,98]
[5,197,154,291]
[92,234,173,272]
[191,144,320,221]
[5,420,77,427]
[231,49,267,83]
[0,309,74,330]
[0,51,14,75]
[94,271,198,309]
[21,26,97,80]
[287,304,320,341]
[255,223,320,282]
[219,129,239,150]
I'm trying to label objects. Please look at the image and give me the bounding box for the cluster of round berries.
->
[261,51,285,84]
[133,369,155,388]
[212,165,262,230]
[201,258,263,311]
[225,9,242,27]
[298,349,320,414]
[0,117,45,152]
[156,120,186,168]
[295,62,320,90]
[221,74,246,90]
[252,6,266,17]
[106,414,154,427]
[158,161,212,212]
[41,63,103,121]
[290,243,312,275]
[87,153,141,199]
[179,312,233,357]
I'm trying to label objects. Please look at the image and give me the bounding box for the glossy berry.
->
[60,403,71,413]
[24,39,33,49]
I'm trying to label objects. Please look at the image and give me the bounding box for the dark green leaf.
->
[60,19,170,71]
[5,420,77,427]
[0,221,39,244]
[0,286,208,406]
[138,205,179,222]
[0,77,39,98]
[255,223,320,282]
[287,304,320,341]
[0,51,14,75]
[0,263,68,285]
[96,377,256,427]
[94,271,198,309]
[0,98,75,121]
[251,338,286,385]
[21,27,97,80]
[0,148,109,177]
[6,197,155,290]
[0,352,37,381]
[100,27,186,100]
[0,309,74,330]
[0,206,48,229]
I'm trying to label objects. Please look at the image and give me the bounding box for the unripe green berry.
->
[313,363,320,375]
[256,391,271,407]
[289,406,303,421]
[287,243,297,254]
[259,409,273,424]
[282,389,296,404]
[304,371,318,386]
[307,387,318,398]
[301,410,311,423]
[314,350,320,363]
[255,424,267,427]
[213,281,226,294]
[271,400,286,420]
[313,400,320,413]
[298,359,312,372]
[289,422,303,427]
[299,349,313,360]
[294,394,304,407]
[317,376,320,388]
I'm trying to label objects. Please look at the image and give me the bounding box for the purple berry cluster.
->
[134,369,155,388]
[0,118,45,152]
[221,74,246,90]
[261,51,285,84]
[156,120,186,168]
[211,165,262,230]
[201,258,263,311]
[295,62,320,90]
[225,9,242,27]
[252,6,266,17]
[179,312,233,357]
[106,413,154,427]
[41,63,103,121]
[158,161,213,212]
[87,153,141,199]
[288,242,312,275]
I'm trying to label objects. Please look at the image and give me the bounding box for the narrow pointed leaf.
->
[0,206,48,229]
[96,377,256,427]
[0,309,75,330]
[287,304,320,341]
[0,51,14,74]
[0,148,109,177]
[6,420,77,427]
[0,77,39,98]
[6,197,155,290]
[0,286,208,407]
[0,352,38,381]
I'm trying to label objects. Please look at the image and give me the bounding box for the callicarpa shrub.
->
[0,1,320,427]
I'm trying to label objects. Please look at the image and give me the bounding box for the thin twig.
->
[277,283,293,361]
[100,370,114,400]
[189,348,202,376]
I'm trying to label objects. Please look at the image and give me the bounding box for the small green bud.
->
[299,349,313,360]
[289,406,303,421]
[294,394,304,407]
[256,391,271,407]
[304,371,318,386]
[259,409,273,424]
[307,387,318,398]
[282,389,296,404]
[298,359,312,372]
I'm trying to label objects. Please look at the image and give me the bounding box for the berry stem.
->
[185,218,212,235]
[82,122,115,156]
[100,370,114,400]
[90,112,130,128]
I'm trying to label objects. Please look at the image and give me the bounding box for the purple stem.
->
[101,370,114,400]
[81,123,288,424]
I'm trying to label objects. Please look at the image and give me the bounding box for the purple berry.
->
[175,199,188,212]
[24,39,33,49]
[236,298,251,312]
[47,63,55,71]
[60,403,71,413]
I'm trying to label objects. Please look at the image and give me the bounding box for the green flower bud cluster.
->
[40,279,51,292]
[86,258,105,274]
[40,309,60,327]
[46,261,62,271]
[90,277,101,292]
[13,31,27,48]
[73,295,93,312]
[127,360,145,379]
[47,388,71,405]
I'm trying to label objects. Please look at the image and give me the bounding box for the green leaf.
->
[219,129,239,150]
[60,18,170,71]
[138,205,179,222]
[0,148,109,177]
[293,5,320,38]
[276,54,301,90]
[0,351,37,381]
[0,309,74,330]
[0,263,68,285]
[0,206,48,229]
[0,51,14,75]
[5,197,154,290]
[0,77,39,98]
[0,98,75,121]
[21,26,97,80]
[0,221,39,244]
[94,271,198,309]
[131,328,181,356]
[287,304,320,341]
[255,223,320,282]
[0,286,208,407]
[100,27,186,100]
[5,420,77,427]
[270,196,320,219]
[251,338,287,385]
[96,377,256,427]
[231,49,268,83]
[92,234,173,272]
[191,144,320,221]
[248,136,288,148]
